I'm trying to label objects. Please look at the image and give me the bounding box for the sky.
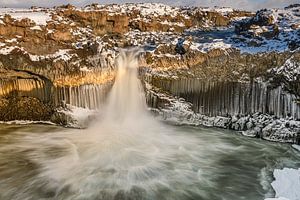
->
[0,0,299,10]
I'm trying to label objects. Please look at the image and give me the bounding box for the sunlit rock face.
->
[0,70,54,121]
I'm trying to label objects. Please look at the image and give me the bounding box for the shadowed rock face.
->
[0,70,54,121]
[0,96,53,121]
[149,78,300,120]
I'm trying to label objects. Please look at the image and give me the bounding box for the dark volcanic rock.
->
[0,96,54,121]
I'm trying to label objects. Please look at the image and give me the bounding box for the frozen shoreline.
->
[265,145,300,200]
[265,168,300,200]
[0,120,55,125]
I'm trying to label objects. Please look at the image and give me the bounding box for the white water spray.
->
[102,50,148,123]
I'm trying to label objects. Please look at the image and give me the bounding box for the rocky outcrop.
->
[234,5,300,49]
[58,9,129,35]
[192,9,253,27]
[0,96,53,121]
[145,49,294,82]
[0,69,54,121]
[235,9,279,38]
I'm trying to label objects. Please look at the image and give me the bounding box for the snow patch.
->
[0,46,19,55]
[0,120,55,125]
[267,168,300,200]
[29,49,75,62]
[58,105,97,128]
[0,8,51,25]
[5,38,17,43]
[189,39,232,53]
[30,25,42,31]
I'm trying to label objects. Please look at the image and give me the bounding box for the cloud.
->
[258,0,299,9]
[0,0,299,10]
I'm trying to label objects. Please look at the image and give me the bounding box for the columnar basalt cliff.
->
[0,3,299,143]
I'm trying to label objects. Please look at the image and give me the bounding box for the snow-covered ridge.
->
[0,3,299,60]
[231,4,300,53]
[0,3,248,28]
[0,8,51,25]
[83,3,239,16]
[84,3,180,17]
[0,45,75,62]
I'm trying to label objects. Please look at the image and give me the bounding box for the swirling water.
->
[0,124,300,200]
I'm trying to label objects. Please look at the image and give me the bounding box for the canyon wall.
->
[0,3,299,142]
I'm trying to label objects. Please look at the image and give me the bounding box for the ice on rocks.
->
[267,168,300,200]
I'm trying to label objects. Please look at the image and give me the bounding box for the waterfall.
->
[102,49,148,122]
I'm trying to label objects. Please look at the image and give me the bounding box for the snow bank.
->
[0,8,51,25]
[57,105,98,128]
[0,120,55,125]
[265,197,290,200]
[267,168,300,200]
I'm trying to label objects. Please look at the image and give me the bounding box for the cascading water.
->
[1,50,300,200]
[102,50,148,122]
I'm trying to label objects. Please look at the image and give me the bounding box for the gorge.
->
[0,2,300,200]
[0,49,299,200]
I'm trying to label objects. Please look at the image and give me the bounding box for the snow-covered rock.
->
[0,8,51,25]
[52,104,98,128]
[271,57,300,82]
[232,5,300,53]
